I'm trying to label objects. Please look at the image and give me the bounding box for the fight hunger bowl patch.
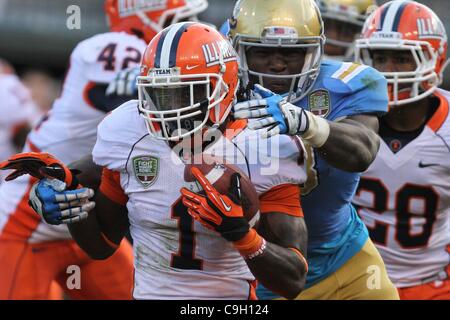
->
[133,155,159,188]
[308,89,331,117]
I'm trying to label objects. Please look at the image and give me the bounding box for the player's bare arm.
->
[181,167,308,299]
[67,190,128,260]
[249,212,308,299]
[66,156,128,260]
[317,113,380,172]
[0,152,126,260]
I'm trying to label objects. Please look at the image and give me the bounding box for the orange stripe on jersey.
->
[99,168,128,206]
[225,119,248,140]
[27,139,41,152]
[0,177,41,241]
[259,184,303,217]
[428,91,449,132]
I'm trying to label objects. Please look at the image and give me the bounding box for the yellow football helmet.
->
[229,0,325,102]
[317,0,377,59]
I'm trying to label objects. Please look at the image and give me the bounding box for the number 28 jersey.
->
[352,89,450,288]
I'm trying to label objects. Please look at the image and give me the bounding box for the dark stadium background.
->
[0,0,448,115]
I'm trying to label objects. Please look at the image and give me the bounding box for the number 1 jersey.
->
[92,100,307,299]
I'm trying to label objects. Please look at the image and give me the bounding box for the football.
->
[184,154,260,228]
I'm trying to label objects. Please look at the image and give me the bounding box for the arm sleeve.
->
[259,184,303,217]
[99,168,128,206]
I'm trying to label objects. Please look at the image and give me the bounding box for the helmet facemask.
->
[322,17,361,61]
[137,70,230,141]
[233,26,324,103]
[356,38,442,106]
[317,0,375,61]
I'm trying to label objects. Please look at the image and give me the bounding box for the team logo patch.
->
[389,139,402,153]
[133,156,159,188]
[308,89,330,117]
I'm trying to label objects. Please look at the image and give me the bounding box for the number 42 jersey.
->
[0,32,146,243]
[353,89,450,288]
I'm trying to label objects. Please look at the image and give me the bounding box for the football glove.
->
[0,152,80,189]
[233,84,310,138]
[180,167,250,242]
[106,66,140,97]
[29,178,95,225]
[234,85,330,147]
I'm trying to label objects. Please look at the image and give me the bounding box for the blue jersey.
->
[257,60,388,299]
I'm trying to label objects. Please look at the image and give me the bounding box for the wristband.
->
[301,111,330,148]
[233,228,266,259]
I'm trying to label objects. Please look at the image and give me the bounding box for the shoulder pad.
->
[321,61,385,94]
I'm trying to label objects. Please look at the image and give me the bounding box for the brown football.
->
[184,154,260,227]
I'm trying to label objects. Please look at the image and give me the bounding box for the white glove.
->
[234,85,330,147]
[106,66,140,97]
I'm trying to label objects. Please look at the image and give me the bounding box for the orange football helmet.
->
[355,0,448,106]
[104,0,208,43]
[137,22,239,141]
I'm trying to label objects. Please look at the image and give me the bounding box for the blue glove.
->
[234,84,309,138]
[29,178,95,225]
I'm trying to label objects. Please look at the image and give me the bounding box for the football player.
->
[0,0,207,300]
[0,71,40,185]
[352,0,450,299]
[317,0,377,61]
[230,0,399,299]
[2,22,309,299]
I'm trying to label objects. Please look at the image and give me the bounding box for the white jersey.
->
[0,74,40,184]
[0,32,146,243]
[353,89,450,288]
[93,100,307,299]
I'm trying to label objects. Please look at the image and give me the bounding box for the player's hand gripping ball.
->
[181,155,260,241]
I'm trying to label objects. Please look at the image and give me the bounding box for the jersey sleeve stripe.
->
[341,64,369,83]
[331,63,369,83]
[428,91,449,132]
[331,62,353,79]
